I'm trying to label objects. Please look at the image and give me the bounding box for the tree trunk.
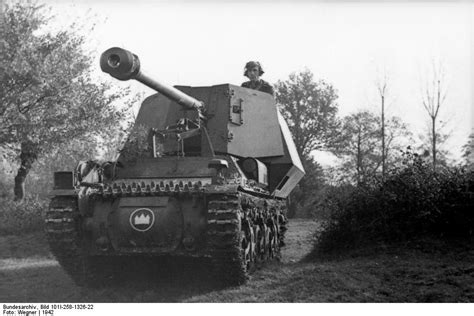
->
[381,95,385,182]
[13,143,38,201]
[287,194,296,218]
[356,129,362,186]
[432,117,437,171]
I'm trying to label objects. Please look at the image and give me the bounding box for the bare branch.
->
[420,58,449,170]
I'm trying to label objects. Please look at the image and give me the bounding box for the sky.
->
[32,1,474,164]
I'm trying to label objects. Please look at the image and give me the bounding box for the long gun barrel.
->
[100,47,203,111]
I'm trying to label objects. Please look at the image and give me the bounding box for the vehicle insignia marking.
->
[130,208,155,232]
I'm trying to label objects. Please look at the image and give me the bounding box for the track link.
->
[45,196,116,287]
[206,194,247,285]
[206,193,287,285]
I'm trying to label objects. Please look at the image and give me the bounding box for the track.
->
[44,192,286,287]
[206,194,247,285]
[0,217,304,303]
[45,196,121,287]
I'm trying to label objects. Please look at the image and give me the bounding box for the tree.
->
[0,2,133,200]
[461,132,474,170]
[375,67,390,181]
[274,69,340,217]
[274,69,340,159]
[420,60,449,171]
[416,121,451,168]
[334,111,380,185]
[288,157,325,217]
[333,110,411,186]
[27,139,102,197]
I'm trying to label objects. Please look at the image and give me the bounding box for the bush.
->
[0,195,48,236]
[315,150,474,252]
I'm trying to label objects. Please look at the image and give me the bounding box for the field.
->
[0,219,473,302]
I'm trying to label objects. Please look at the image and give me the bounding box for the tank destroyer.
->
[45,47,305,286]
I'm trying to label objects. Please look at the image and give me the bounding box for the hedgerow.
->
[314,151,474,253]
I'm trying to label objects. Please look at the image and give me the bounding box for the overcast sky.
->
[38,0,473,164]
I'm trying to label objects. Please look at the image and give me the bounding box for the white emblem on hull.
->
[129,208,155,232]
[134,213,151,225]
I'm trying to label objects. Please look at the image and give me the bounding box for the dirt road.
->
[0,219,320,302]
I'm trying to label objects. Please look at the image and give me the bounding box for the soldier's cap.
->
[244,61,264,77]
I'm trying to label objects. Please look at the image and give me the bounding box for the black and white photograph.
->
[0,0,473,310]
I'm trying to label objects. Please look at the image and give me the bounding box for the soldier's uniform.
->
[241,79,274,96]
[241,61,274,96]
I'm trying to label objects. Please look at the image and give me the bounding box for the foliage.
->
[0,1,134,199]
[333,111,380,185]
[25,120,134,197]
[419,59,449,171]
[26,139,102,196]
[332,110,411,185]
[119,124,152,163]
[0,147,16,196]
[274,69,340,159]
[288,157,326,218]
[101,119,135,162]
[0,195,47,236]
[315,149,474,252]
[416,121,452,168]
[461,132,474,170]
[275,69,340,218]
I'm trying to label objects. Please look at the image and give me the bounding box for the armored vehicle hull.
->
[45,48,304,286]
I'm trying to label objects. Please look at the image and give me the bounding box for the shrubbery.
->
[315,150,474,252]
[0,195,48,236]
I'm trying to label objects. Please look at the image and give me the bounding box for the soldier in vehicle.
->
[241,61,274,96]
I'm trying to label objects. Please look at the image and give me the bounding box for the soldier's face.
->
[247,67,260,81]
